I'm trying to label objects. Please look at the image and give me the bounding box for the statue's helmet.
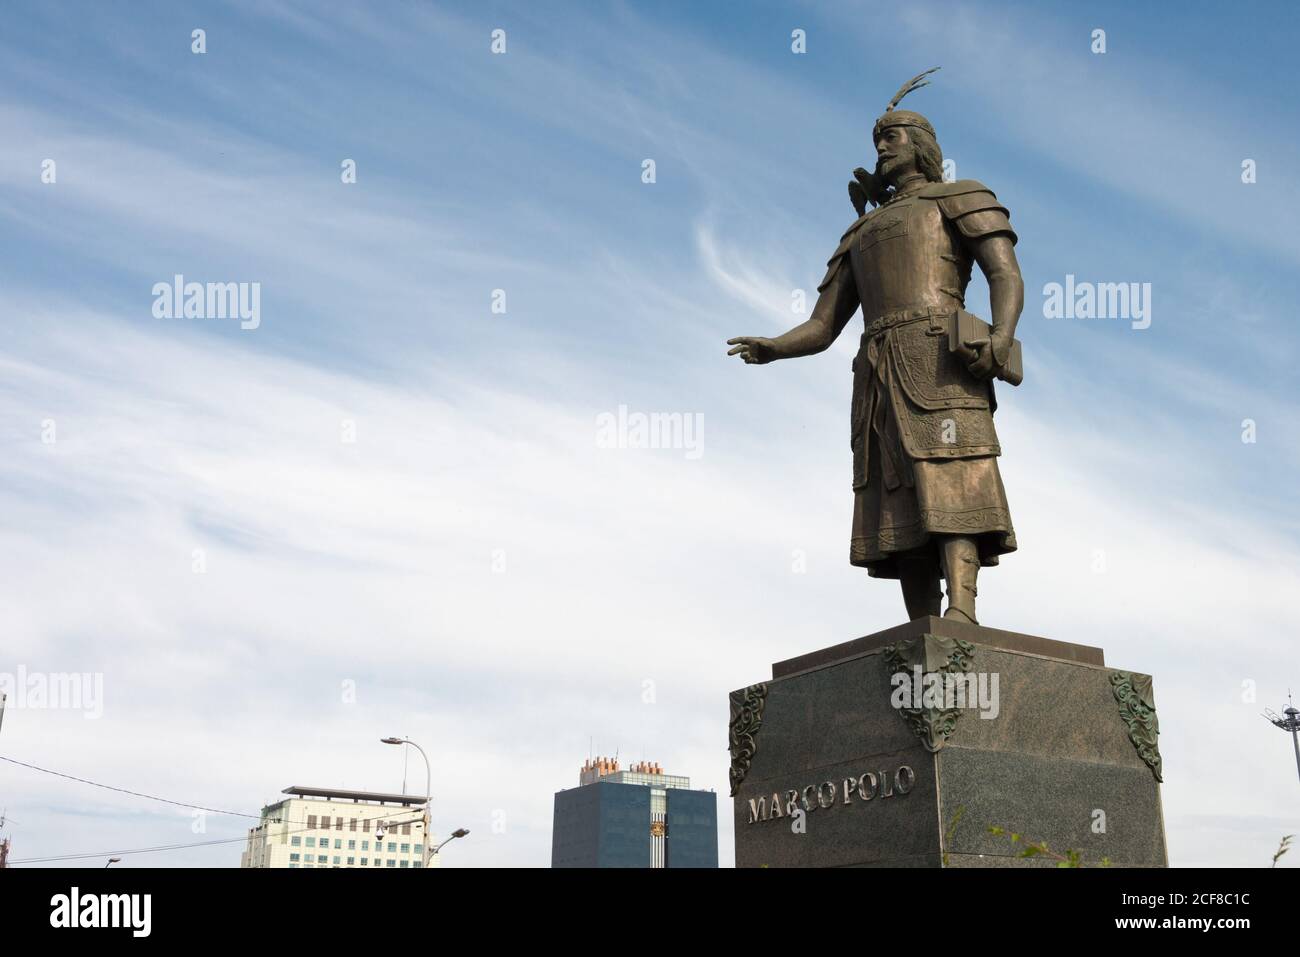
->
[873,68,941,142]
[873,108,935,142]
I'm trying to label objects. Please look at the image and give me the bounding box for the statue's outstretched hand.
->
[727,336,777,365]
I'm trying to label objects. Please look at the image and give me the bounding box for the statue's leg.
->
[898,547,942,620]
[939,535,980,625]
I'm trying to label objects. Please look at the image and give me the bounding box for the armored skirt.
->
[848,311,1016,578]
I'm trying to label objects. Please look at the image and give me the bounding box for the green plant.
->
[988,825,1110,868]
[941,805,965,867]
[1272,834,1293,868]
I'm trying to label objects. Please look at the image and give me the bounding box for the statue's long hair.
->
[907,127,945,184]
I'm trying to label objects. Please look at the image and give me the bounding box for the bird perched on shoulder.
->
[848,167,885,216]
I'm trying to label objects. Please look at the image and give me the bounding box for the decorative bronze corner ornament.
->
[883,634,975,752]
[729,683,768,797]
[1110,671,1162,782]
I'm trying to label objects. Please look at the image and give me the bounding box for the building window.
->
[400,860,409,868]
[400,844,410,854]
[321,816,331,830]
[347,857,355,865]
[360,858,368,866]
[387,842,396,853]
[289,853,300,862]
[349,818,357,831]
[387,859,396,867]
[413,844,423,855]
[304,854,314,863]
[413,862,422,869]
[334,839,342,849]
[333,856,341,865]
[348,840,356,850]
[402,824,411,835]
[306,838,315,848]
[336,818,343,830]
[289,863,299,868]
[307,815,317,829]
[362,840,370,851]
[291,837,301,846]
[373,859,382,867]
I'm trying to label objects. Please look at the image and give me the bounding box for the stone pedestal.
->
[729,617,1167,867]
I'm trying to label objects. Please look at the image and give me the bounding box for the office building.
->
[240,785,435,869]
[552,757,718,867]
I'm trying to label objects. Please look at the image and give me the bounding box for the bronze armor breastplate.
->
[849,198,966,321]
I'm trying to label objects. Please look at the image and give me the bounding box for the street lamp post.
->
[1264,695,1300,783]
[381,737,432,866]
[432,829,470,862]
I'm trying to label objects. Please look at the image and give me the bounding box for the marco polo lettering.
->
[746,766,915,824]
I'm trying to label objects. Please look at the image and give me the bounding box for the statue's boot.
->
[898,549,942,621]
[940,536,980,625]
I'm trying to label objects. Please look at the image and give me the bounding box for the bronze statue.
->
[728,69,1023,625]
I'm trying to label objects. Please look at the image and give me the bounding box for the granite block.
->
[731,619,1167,868]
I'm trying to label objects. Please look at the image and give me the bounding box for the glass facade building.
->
[551,759,718,868]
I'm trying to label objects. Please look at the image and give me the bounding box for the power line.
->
[2,753,432,863]
[9,833,270,864]
[4,755,426,826]
[0,755,260,819]
[7,807,429,865]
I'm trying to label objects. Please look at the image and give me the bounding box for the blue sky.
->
[1,0,1298,867]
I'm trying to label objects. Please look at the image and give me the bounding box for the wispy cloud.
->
[1,0,1297,869]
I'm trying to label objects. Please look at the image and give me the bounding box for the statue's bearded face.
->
[874,126,916,184]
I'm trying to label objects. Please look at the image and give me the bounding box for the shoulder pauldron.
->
[920,179,1016,244]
